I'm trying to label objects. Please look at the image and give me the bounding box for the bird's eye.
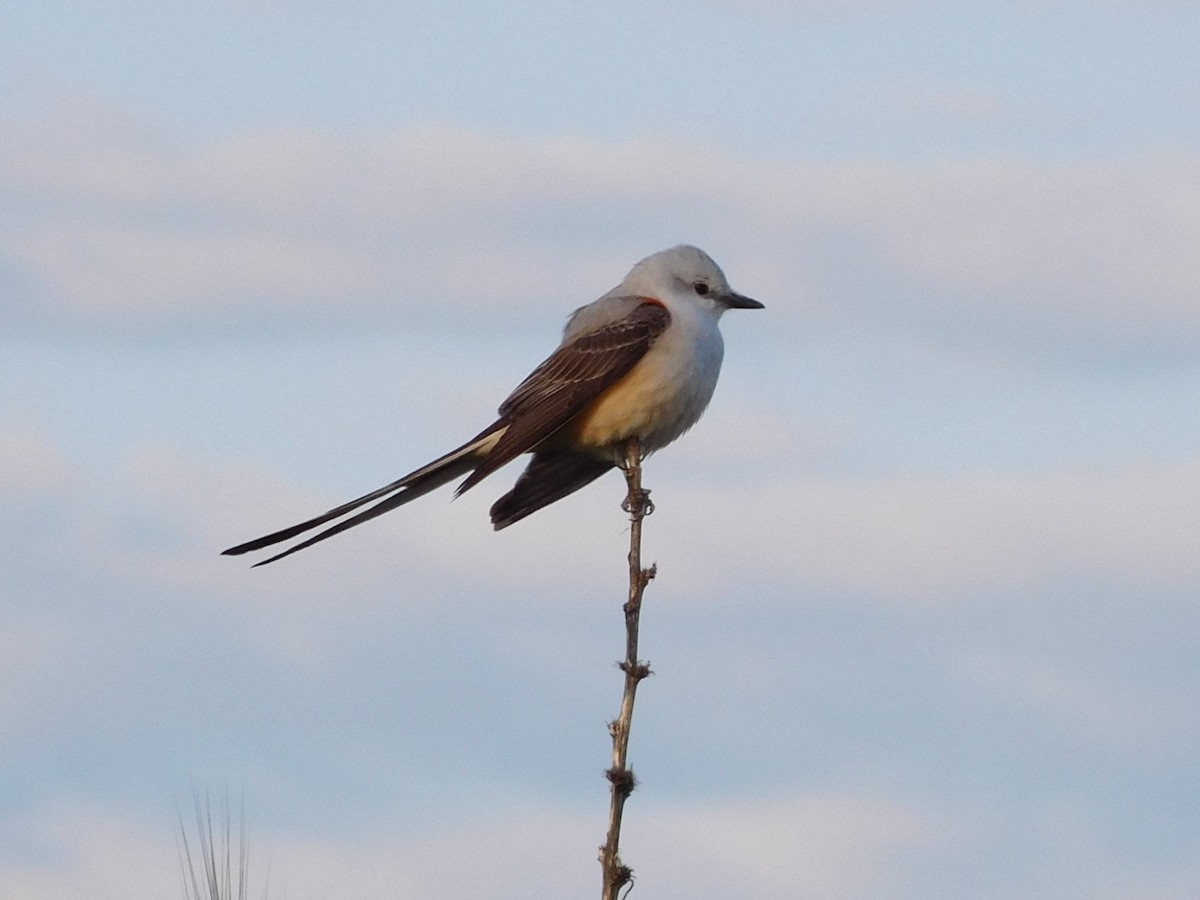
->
[693,281,710,296]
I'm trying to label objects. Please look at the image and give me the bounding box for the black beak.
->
[721,292,764,310]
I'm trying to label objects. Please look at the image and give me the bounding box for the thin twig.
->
[599,437,657,900]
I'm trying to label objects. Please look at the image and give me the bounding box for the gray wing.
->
[455,301,671,494]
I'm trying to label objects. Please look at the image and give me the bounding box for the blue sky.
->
[3,2,1200,898]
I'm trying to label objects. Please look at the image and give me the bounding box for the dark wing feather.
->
[455,302,670,495]
[489,450,615,530]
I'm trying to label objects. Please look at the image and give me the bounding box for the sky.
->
[2,1,1199,898]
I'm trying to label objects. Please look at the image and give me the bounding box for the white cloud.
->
[632,792,944,899]
[34,431,1199,664]
[3,102,1198,353]
[0,380,1189,626]
[954,649,1162,744]
[19,418,1198,621]
[858,154,1200,340]
[0,792,942,900]
[7,790,1196,900]
[656,458,1200,607]
[0,422,76,499]
[0,807,179,900]
[3,431,1197,900]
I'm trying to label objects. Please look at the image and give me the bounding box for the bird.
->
[223,244,763,566]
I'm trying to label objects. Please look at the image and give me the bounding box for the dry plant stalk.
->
[178,787,265,900]
[599,437,657,900]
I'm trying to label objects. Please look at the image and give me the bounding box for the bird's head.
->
[625,245,764,317]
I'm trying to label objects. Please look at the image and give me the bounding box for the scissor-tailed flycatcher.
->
[223,244,762,566]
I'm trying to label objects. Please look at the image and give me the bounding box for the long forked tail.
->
[223,424,504,566]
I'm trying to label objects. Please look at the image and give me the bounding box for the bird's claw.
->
[622,488,654,517]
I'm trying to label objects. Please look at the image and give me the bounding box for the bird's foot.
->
[622,488,654,517]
